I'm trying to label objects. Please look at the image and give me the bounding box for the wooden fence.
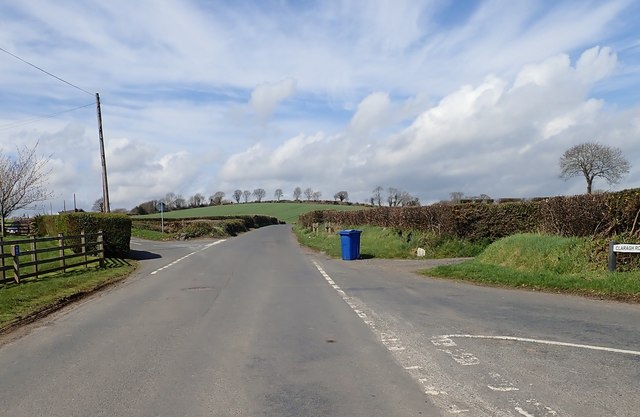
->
[0,231,104,285]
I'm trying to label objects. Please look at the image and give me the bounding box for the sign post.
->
[156,202,165,234]
[609,242,640,272]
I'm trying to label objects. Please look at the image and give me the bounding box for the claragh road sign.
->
[613,244,640,253]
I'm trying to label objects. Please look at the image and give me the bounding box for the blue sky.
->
[1,0,640,211]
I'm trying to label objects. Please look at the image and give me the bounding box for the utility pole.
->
[95,93,110,213]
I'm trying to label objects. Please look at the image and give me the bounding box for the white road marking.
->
[488,385,519,392]
[514,407,535,417]
[431,336,480,366]
[444,334,640,357]
[487,372,519,392]
[311,260,480,415]
[448,405,470,414]
[149,239,226,275]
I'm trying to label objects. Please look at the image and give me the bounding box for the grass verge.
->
[0,258,136,330]
[294,225,487,259]
[425,233,640,301]
[131,227,174,241]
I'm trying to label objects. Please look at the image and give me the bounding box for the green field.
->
[134,202,368,224]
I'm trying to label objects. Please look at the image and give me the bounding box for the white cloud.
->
[249,79,297,119]
[1,1,639,210]
[221,46,639,203]
[348,92,391,136]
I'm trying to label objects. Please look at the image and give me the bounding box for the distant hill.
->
[133,202,369,224]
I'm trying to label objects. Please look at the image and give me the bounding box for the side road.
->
[308,247,640,416]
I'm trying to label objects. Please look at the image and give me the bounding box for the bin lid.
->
[338,229,362,235]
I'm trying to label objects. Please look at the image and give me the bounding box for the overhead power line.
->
[0,46,94,96]
[0,103,94,132]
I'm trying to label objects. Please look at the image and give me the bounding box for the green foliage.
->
[35,213,131,257]
[299,188,640,242]
[475,234,591,274]
[294,225,488,259]
[131,215,278,240]
[180,221,226,239]
[427,233,640,301]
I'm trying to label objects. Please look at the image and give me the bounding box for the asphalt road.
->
[0,225,638,416]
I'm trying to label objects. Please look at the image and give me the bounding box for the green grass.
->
[0,258,136,329]
[134,202,367,224]
[294,225,487,259]
[131,227,175,241]
[426,233,640,301]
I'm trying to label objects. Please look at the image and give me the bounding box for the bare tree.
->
[560,142,631,194]
[131,199,159,215]
[92,197,104,212]
[304,187,314,201]
[334,191,349,202]
[387,187,399,206]
[253,188,266,202]
[372,186,383,206]
[164,192,177,210]
[210,191,225,205]
[189,193,205,207]
[174,195,186,209]
[233,189,242,203]
[312,191,322,201]
[293,187,302,201]
[243,190,251,203]
[397,191,419,207]
[274,189,283,201]
[0,143,53,235]
[449,192,464,203]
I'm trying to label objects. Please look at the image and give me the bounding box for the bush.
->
[299,188,640,242]
[35,213,131,257]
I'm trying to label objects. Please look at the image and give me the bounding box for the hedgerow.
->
[299,188,640,241]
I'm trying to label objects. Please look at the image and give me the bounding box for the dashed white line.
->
[150,239,226,275]
[488,385,519,392]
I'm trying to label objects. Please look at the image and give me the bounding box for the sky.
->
[1,0,640,213]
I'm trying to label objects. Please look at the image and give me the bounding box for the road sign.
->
[613,244,640,253]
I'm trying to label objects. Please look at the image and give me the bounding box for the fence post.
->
[98,230,105,268]
[11,244,20,284]
[81,230,87,268]
[31,235,38,279]
[0,236,4,282]
[58,233,66,273]
[608,241,617,272]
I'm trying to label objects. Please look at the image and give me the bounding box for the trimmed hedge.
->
[34,213,132,257]
[299,188,640,241]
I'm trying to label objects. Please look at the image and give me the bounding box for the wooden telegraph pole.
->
[95,93,110,213]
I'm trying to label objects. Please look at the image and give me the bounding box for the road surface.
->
[0,225,638,416]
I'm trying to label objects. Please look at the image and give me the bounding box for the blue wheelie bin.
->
[338,229,362,260]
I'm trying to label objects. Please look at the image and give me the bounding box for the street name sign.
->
[613,244,640,253]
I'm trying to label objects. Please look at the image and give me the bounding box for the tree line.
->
[130,187,355,215]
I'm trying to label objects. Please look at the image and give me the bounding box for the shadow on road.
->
[128,250,162,260]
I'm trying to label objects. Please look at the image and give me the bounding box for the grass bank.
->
[134,202,367,224]
[426,233,640,301]
[0,258,136,330]
[294,225,487,259]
